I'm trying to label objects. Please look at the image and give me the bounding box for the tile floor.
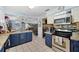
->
[6,35,55,52]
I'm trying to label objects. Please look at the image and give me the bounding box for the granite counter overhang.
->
[0,30,32,50]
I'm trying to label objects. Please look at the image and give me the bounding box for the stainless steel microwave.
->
[54,13,72,25]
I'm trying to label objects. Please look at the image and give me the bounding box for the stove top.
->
[55,29,72,38]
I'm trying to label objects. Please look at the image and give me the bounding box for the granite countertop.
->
[44,32,52,35]
[10,30,32,34]
[71,32,79,41]
[45,30,79,41]
[0,33,10,49]
[0,30,32,50]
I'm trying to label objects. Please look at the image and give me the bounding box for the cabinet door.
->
[10,34,20,47]
[20,33,27,44]
[73,41,79,52]
[73,46,79,52]
[70,40,79,52]
[47,16,54,24]
[20,32,32,44]
[45,34,52,48]
[26,32,32,42]
[70,40,74,52]
[71,7,79,23]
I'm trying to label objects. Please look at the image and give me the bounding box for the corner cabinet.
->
[71,7,79,23]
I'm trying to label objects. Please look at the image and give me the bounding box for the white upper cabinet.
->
[47,15,54,24]
[71,7,79,23]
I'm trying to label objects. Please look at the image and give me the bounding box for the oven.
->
[52,35,70,52]
[52,30,72,52]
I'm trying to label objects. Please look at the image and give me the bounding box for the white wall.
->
[38,17,43,38]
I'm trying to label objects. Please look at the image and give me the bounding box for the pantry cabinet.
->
[71,7,79,23]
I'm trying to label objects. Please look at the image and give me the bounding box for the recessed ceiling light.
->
[29,6,35,9]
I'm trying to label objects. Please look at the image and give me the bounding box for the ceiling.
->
[0,6,58,17]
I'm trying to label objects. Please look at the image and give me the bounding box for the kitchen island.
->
[0,30,32,52]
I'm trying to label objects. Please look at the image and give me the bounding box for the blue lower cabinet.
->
[70,40,79,52]
[45,34,52,48]
[20,33,27,44]
[9,34,20,47]
[20,32,32,44]
[74,46,79,52]
[26,32,32,42]
[9,32,32,48]
[70,40,74,52]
